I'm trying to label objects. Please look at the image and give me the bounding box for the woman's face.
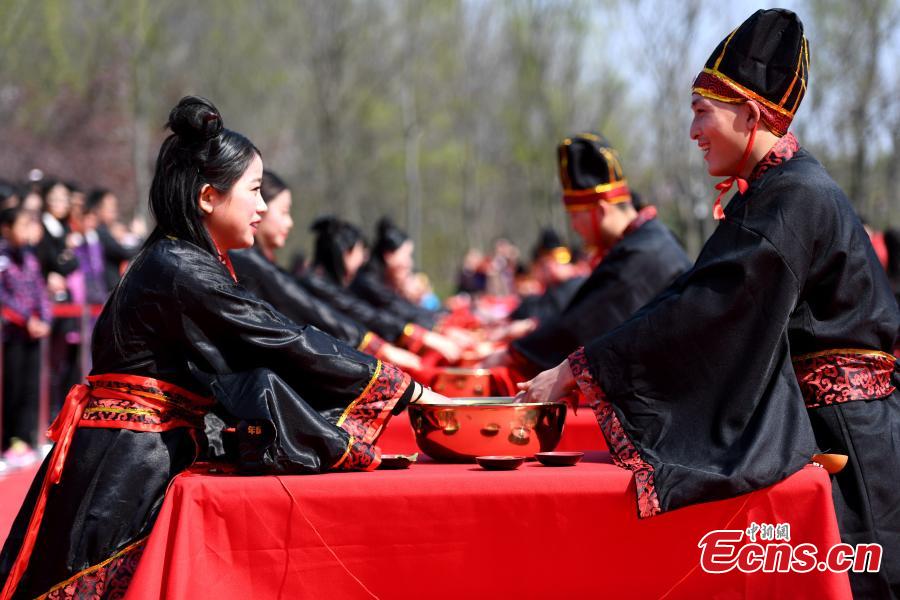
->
[689,94,751,177]
[256,189,294,250]
[383,239,414,280]
[201,153,267,251]
[343,241,366,281]
[2,212,35,248]
[98,193,119,225]
[45,184,70,220]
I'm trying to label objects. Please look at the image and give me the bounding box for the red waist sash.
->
[792,348,896,409]
[0,374,213,600]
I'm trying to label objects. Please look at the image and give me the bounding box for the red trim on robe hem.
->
[568,347,662,518]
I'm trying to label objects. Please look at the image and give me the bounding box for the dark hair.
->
[145,95,260,255]
[65,181,83,194]
[40,178,68,211]
[0,180,19,207]
[260,170,288,203]
[0,205,26,229]
[372,216,408,261]
[86,188,112,214]
[311,216,364,284]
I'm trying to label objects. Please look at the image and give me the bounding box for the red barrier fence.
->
[0,303,104,451]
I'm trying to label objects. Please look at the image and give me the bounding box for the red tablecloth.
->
[378,410,608,455]
[126,455,850,599]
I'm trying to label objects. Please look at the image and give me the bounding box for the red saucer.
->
[475,455,526,470]
[534,451,584,467]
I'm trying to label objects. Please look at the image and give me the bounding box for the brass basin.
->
[430,368,493,397]
[407,397,567,462]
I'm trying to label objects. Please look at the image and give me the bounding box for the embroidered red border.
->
[39,538,146,599]
[334,361,411,471]
[793,349,896,409]
[568,347,661,518]
[693,71,792,137]
[749,133,799,183]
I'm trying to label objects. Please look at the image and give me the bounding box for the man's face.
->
[689,94,750,177]
[568,208,599,246]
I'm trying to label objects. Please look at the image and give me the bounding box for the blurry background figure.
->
[0,206,51,467]
[863,218,889,270]
[485,238,518,296]
[509,228,584,322]
[0,181,20,210]
[35,179,81,416]
[87,188,140,290]
[513,262,542,297]
[288,250,307,279]
[403,272,441,311]
[456,249,487,295]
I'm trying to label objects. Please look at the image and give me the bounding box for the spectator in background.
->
[66,182,86,228]
[0,206,51,466]
[456,248,487,295]
[87,188,139,290]
[70,196,109,307]
[485,237,518,296]
[0,180,20,209]
[36,180,81,416]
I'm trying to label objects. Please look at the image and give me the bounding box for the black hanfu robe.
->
[230,246,369,348]
[569,134,900,598]
[351,259,442,329]
[301,269,409,343]
[509,276,586,323]
[512,215,691,374]
[0,238,412,599]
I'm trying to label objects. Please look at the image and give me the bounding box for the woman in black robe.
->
[0,97,438,599]
[351,217,443,329]
[520,10,900,598]
[306,216,463,362]
[230,171,422,372]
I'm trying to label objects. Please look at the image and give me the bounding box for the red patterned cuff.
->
[568,347,606,406]
[332,436,381,471]
[399,323,427,354]
[358,331,387,359]
[568,347,661,518]
[337,361,411,448]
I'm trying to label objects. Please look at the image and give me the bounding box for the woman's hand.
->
[423,331,462,363]
[379,344,423,372]
[479,349,511,369]
[408,383,449,405]
[516,359,577,411]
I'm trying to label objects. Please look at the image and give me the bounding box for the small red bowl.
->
[475,455,526,470]
[534,451,584,467]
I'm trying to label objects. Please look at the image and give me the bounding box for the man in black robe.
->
[485,135,691,376]
[508,228,586,323]
[520,10,900,598]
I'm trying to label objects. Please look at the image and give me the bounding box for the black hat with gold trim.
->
[558,133,631,212]
[692,9,809,137]
[533,228,572,264]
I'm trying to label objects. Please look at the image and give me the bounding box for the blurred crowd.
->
[0,175,145,468]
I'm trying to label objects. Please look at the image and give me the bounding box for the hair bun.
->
[167,96,224,143]
[311,215,339,234]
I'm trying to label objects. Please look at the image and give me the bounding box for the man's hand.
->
[516,359,577,412]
